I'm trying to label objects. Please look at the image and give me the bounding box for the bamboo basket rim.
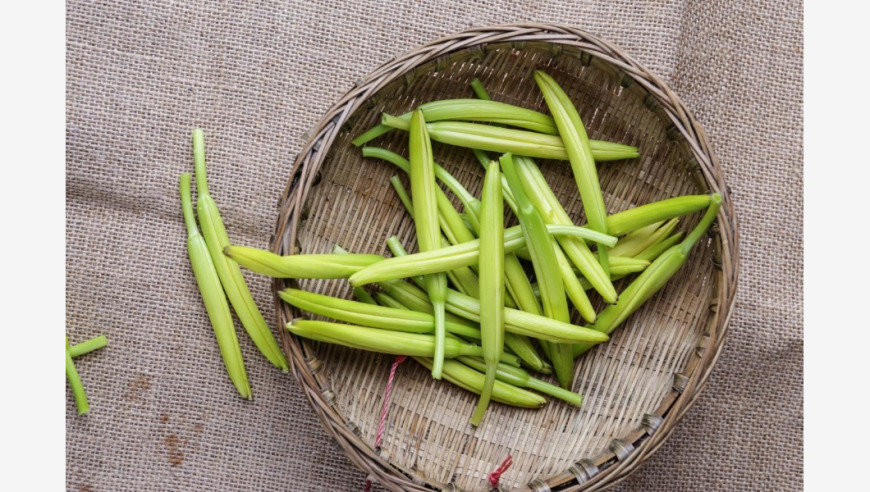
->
[271,23,739,491]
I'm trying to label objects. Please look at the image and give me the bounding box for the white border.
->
[805,1,867,488]
[0,3,65,489]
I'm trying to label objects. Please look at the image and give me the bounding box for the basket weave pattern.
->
[272,24,738,492]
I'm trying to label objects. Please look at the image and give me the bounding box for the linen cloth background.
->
[66,1,803,490]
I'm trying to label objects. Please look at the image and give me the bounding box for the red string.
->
[364,355,408,491]
[375,355,407,448]
[488,454,513,488]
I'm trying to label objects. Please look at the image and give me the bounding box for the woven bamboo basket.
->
[271,23,738,491]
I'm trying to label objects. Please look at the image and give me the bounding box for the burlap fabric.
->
[66,1,802,491]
